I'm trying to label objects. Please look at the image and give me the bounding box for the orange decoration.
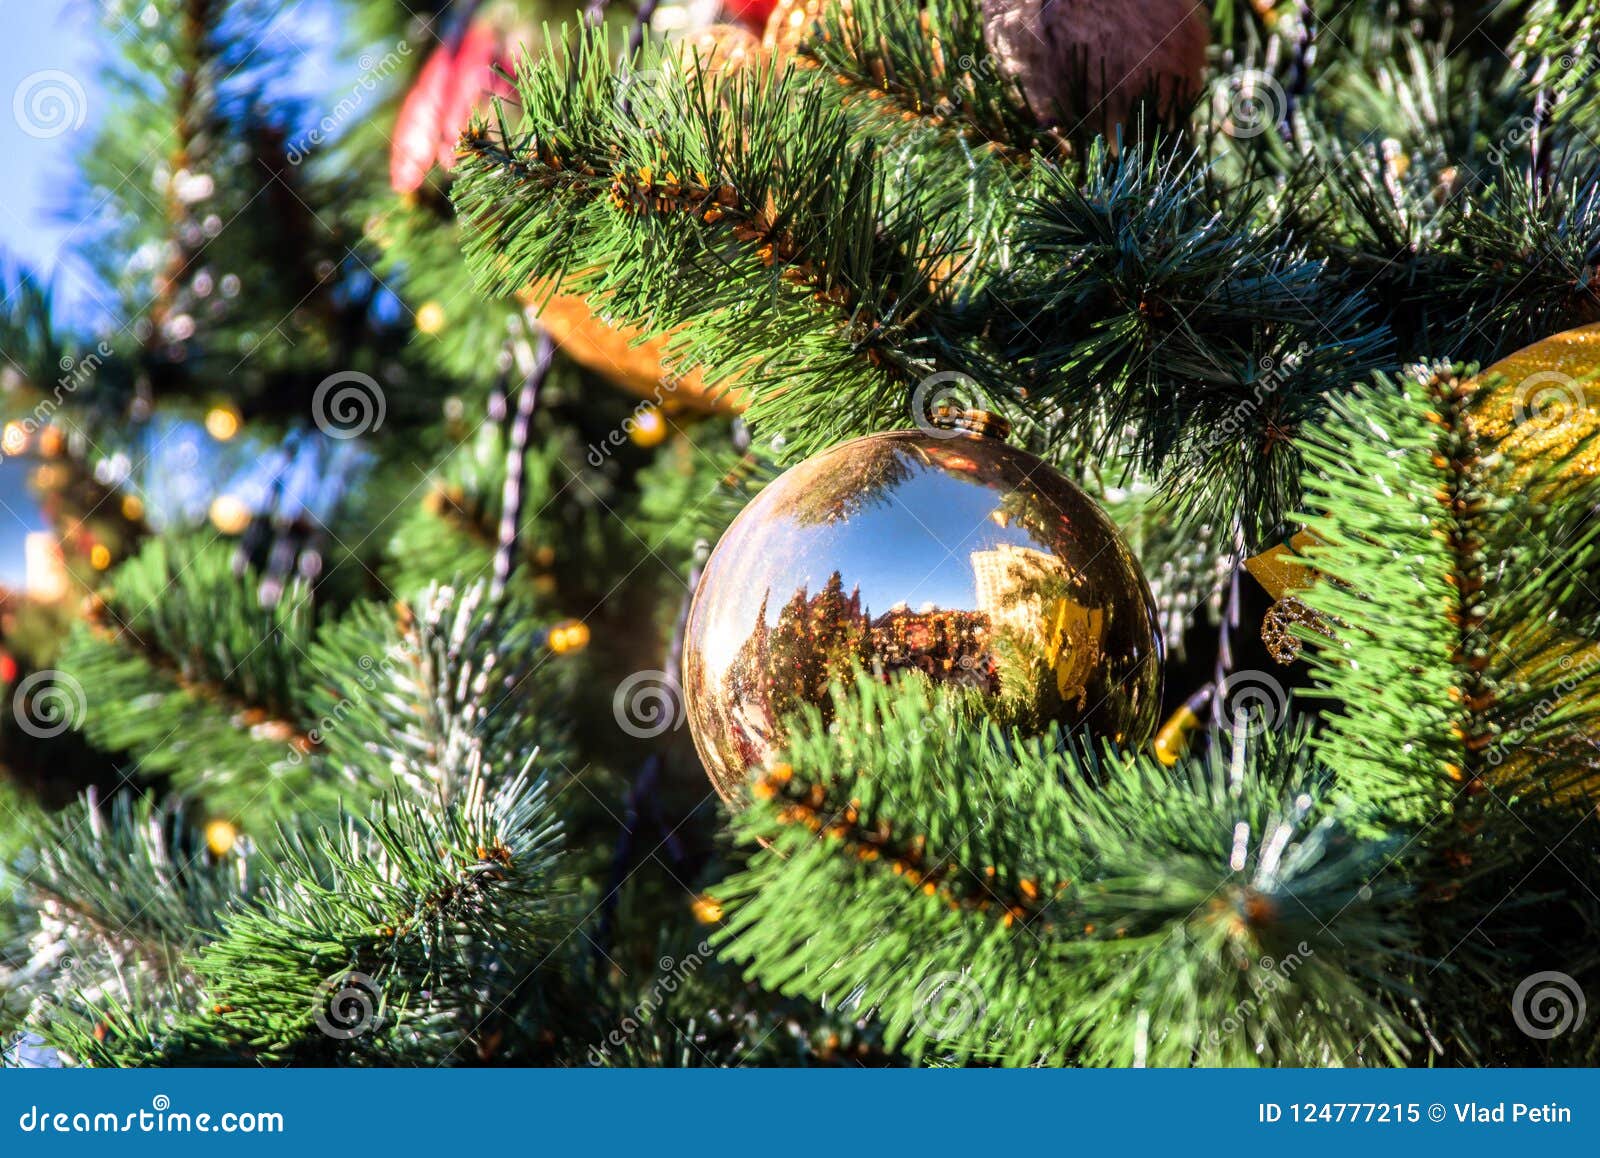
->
[521,286,748,414]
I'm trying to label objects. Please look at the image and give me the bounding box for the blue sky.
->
[0,0,104,318]
[0,0,348,323]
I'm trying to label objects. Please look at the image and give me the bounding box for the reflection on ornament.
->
[764,0,832,58]
[2,422,27,456]
[416,300,447,334]
[209,494,252,535]
[205,405,241,441]
[205,818,239,856]
[683,413,1163,804]
[677,23,763,71]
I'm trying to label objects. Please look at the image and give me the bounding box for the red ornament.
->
[390,17,518,194]
[724,0,778,30]
[0,651,16,686]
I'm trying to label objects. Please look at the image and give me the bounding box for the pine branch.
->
[713,674,1414,1066]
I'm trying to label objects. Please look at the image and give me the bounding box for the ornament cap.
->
[929,405,1011,441]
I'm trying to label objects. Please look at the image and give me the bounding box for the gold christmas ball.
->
[1468,321,1600,481]
[682,412,1163,804]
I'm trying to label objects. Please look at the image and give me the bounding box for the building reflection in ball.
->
[682,416,1163,805]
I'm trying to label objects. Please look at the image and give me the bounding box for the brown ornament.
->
[522,285,747,414]
[763,0,838,58]
[513,24,762,417]
[981,0,1210,133]
[682,410,1163,804]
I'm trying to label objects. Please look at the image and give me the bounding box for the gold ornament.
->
[682,410,1163,804]
[1468,322,1600,480]
[415,300,447,335]
[204,404,241,441]
[548,619,591,655]
[204,818,239,856]
[209,494,252,535]
[629,404,669,448]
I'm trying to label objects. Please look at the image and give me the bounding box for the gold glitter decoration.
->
[1468,322,1600,479]
[1243,529,1321,602]
[1261,595,1334,664]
